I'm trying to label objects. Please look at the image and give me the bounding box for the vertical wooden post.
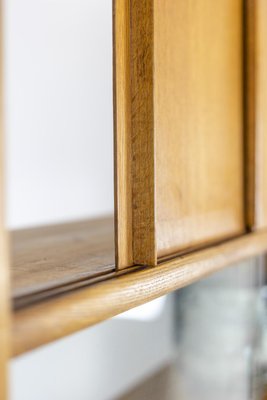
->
[114,0,156,269]
[130,0,156,266]
[114,0,134,269]
[244,0,256,230]
[254,0,267,228]
[0,0,10,397]
[245,0,267,230]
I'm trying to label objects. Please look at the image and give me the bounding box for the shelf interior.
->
[11,215,115,304]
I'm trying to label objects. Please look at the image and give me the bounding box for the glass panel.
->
[173,257,265,400]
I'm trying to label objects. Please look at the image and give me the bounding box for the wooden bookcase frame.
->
[244,0,267,230]
[0,1,265,397]
[115,0,259,268]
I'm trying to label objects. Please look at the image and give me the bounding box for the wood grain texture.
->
[255,0,267,228]
[127,0,245,262]
[130,0,156,266]
[12,229,267,356]
[245,0,267,230]
[0,232,9,399]
[0,1,10,396]
[154,0,245,258]
[113,0,133,269]
[13,265,141,310]
[11,216,115,299]
[244,0,256,229]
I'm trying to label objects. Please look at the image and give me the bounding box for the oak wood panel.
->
[0,224,10,400]
[0,0,10,395]
[130,0,156,266]
[155,0,245,258]
[0,230,9,398]
[12,229,267,356]
[11,216,115,299]
[255,0,267,228]
[244,0,256,229]
[113,0,133,269]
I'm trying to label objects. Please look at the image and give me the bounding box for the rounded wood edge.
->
[12,230,267,357]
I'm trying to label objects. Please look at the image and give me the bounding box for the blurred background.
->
[5,0,114,229]
[4,1,267,399]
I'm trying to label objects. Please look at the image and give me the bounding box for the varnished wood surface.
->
[0,1,10,396]
[113,0,133,269]
[130,0,156,266]
[154,0,245,258]
[11,216,115,299]
[126,0,245,262]
[255,0,267,228]
[12,229,267,356]
[245,0,267,231]
[0,228,9,399]
[244,0,256,229]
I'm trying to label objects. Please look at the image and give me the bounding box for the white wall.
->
[11,298,174,400]
[4,1,173,399]
[4,0,114,229]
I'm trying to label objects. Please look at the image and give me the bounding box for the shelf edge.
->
[12,229,267,357]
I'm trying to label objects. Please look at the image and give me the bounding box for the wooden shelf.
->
[11,216,115,308]
[12,229,267,357]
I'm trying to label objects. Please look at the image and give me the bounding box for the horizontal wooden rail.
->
[12,229,267,357]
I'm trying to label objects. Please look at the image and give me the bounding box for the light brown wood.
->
[11,216,115,300]
[13,264,141,310]
[113,0,133,269]
[245,0,267,230]
[0,1,10,396]
[244,0,256,229]
[0,231,9,398]
[12,229,267,356]
[130,0,156,266]
[126,0,245,263]
[255,0,267,228]
[155,0,245,258]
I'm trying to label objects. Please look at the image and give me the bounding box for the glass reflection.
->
[120,256,266,400]
[174,257,264,400]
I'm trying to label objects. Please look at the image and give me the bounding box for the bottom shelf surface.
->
[11,215,115,305]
